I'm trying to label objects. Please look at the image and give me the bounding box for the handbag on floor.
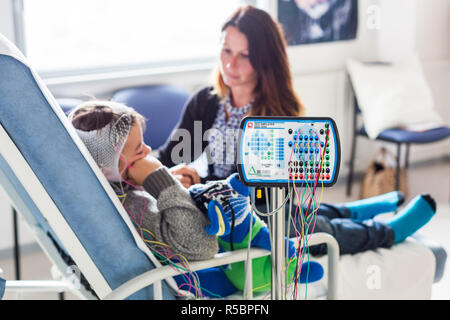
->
[360,147,409,199]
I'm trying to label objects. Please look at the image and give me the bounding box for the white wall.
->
[43,0,450,170]
[0,0,449,252]
[288,0,450,175]
[0,0,15,42]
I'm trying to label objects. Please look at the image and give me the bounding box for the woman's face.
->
[118,122,151,179]
[219,26,258,92]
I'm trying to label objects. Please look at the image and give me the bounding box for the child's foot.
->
[342,191,405,221]
[386,194,436,243]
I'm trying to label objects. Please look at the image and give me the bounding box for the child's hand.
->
[169,163,201,188]
[127,156,162,185]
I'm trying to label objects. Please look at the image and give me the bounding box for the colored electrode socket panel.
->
[237,116,341,187]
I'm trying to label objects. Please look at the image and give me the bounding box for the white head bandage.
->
[69,101,134,182]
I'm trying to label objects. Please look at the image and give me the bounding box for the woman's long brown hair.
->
[214,5,305,116]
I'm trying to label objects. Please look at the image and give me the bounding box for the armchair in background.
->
[345,57,450,196]
[112,84,190,150]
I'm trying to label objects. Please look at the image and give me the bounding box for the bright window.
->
[21,0,243,75]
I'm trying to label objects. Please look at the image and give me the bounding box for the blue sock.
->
[343,191,405,221]
[386,194,436,244]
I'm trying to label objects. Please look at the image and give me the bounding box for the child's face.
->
[118,122,151,179]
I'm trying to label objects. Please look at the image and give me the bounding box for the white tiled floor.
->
[1,159,449,300]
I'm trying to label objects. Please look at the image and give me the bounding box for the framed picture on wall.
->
[278,0,358,46]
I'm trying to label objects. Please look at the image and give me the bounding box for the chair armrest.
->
[103,248,269,300]
[301,232,340,299]
[104,232,340,300]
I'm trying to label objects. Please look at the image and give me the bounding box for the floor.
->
[1,159,449,300]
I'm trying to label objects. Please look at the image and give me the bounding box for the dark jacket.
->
[157,86,227,182]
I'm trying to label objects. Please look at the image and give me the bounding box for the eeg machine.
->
[237,116,341,299]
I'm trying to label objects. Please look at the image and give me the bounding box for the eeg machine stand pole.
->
[270,187,286,300]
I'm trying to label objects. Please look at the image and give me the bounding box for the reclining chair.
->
[0,33,444,300]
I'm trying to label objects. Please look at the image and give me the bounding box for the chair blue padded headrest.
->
[113,85,189,149]
[0,50,174,299]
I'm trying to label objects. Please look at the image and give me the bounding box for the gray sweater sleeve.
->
[141,166,218,261]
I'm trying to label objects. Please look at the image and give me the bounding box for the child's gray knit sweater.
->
[113,166,218,261]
